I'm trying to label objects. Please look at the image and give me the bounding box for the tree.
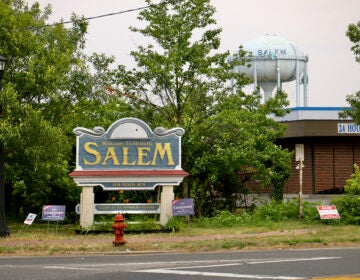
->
[0,0,132,220]
[0,0,89,219]
[189,88,291,207]
[116,0,233,126]
[339,20,360,121]
[347,21,360,62]
[115,0,292,213]
[115,0,238,197]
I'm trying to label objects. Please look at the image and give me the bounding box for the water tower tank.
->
[236,34,308,105]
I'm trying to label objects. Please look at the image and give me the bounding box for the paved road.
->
[0,248,359,279]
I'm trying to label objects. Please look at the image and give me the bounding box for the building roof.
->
[277,107,358,138]
[278,107,350,122]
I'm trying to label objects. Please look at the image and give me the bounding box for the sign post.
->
[295,144,304,219]
[69,118,188,228]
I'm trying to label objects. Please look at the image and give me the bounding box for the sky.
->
[31,0,360,108]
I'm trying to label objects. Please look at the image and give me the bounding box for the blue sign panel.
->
[73,118,184,171]
[78,137,179,170]
[172,198,194,216]
[42,205,66,221]
[99,182,174,190]
[75,203,161,215]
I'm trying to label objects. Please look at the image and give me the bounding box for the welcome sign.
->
[70,118,188,227]
[74,118,183,171]
[69,118,188,190]
[80,140,177,169]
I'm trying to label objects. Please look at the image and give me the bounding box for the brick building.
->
[276,107,359,195]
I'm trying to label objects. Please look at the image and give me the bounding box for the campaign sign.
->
[316,205,340,220]
[24,213,37,225]
[42,205,66,221]
[172,198,194,216]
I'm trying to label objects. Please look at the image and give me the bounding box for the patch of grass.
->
[0,246,16,254]
[221,239,256,250]
[1,221,360,256]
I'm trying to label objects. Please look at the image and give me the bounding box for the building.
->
[276,107,359,195]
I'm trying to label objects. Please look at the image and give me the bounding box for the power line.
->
[43,5,150,28]
[14,1,172,32]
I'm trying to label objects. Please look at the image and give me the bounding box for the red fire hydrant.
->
[112,213,127,246]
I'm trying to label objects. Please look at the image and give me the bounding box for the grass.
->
[0,221,359,256]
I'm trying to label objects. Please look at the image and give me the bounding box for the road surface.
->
[0,248,359,279]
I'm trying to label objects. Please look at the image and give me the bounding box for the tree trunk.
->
[0,141,10,237]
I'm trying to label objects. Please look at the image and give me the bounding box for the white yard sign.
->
[316,205,340,219]
[24,213,37,225]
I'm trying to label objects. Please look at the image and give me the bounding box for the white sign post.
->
[295,144,304,219]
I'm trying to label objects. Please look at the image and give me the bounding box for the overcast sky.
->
[32,0,360,108]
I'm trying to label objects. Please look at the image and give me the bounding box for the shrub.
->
[192,210,250,228]
[344,164,360,195]
[252,199,299,222]
[166,216,187,232]
[332,195,360,225]
[301,201,322,223]
[329,164,360,225]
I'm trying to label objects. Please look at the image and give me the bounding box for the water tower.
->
[236,34,309,106]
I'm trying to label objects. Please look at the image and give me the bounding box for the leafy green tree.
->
[0,0,132,219]
[339,20,360,121]
[190,88,291,206]
[115,0,292,213]
[0,0,88,218]
[115,0,240,198]
[347,21,360,62]
[116,0,234,127]
[317,20,360,225]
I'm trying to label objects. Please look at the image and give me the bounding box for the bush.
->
[191,199,329,228]
[166,216,187,232]
[344,164,360,195]
[252,199,299,222]
[250,199,330,224]
[301,201,322,223]
[327,163,360,225]
[332,195,360,225]
[193,210,250,228]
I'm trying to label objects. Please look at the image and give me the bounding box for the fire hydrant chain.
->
[112,213,127,246]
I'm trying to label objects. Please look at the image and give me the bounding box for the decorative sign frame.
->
[69,118,188,190]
